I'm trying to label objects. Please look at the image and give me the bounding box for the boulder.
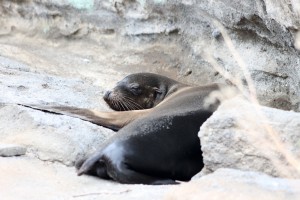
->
[0,57,116,166]
[0,105,113,166]
[200,97,300,178]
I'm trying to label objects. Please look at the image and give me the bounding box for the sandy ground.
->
[0,156,174,200]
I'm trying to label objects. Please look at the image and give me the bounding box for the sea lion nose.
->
[103,90,112,101]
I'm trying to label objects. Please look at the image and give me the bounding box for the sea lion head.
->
[103,73,169,111]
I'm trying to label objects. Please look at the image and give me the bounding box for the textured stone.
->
[0,144,26,157]
[166,168,300,200]
[0,56,110,109]
[0,104,114,166]
[199,97,300,178]
[0,0,299,111]
[0,0,299,198]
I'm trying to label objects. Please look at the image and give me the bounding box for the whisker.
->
[122,95,144,109]
[123,102,131,111]
[119,96,135,111]
[120,96,142,110]
[119,101,127,111]
[112,99,120,111]
[125,101,138,110]
[117,98,126,111]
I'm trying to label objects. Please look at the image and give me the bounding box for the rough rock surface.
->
[0,0,300,199]
[200,97,300,179]
[166,168,300,200]
[0,0,299,111]
[0,144,27,157]
[0,105,113,166]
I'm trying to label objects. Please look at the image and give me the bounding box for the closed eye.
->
[129,83,139,90]
[130,85,139,90]
[130,88,142,95]
[128,83,141,95]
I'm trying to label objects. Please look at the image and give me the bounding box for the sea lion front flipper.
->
[19,104,150,131]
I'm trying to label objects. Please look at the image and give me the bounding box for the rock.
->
[0,1,299,111]
[199,97,300,179]
[166,168,300,200]
[0,144,27,157]
[0,105,114,166]
[0,57,109,109]
[0,57,118,166]
[0,0,299,198]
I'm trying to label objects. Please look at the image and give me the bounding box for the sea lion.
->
[75,73,223,185]
[102,73,188,111]
[22,73,227,184]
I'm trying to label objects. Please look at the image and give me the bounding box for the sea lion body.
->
[77,73,221,184]
[22,73,224,185]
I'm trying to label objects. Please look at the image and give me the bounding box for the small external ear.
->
[153,87,163,94]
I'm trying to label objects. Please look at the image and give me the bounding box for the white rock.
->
[0,105,114,166]
[200,97,300,178]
